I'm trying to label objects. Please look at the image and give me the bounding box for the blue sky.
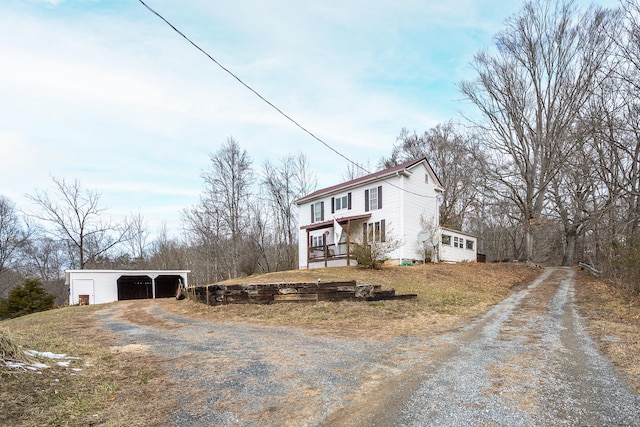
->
[0,0,619,237]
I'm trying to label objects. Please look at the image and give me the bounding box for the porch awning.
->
[300,213,371,231]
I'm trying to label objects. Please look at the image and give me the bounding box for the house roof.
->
[296,157,443,204]
[440,227,477,239]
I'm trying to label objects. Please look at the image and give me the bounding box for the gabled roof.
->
[296,157,443,204]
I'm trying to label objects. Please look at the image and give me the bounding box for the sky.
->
[0,0,620,238]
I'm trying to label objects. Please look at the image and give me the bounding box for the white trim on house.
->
[65,269,190,305]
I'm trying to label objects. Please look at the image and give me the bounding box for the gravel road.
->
[97,267,640,426]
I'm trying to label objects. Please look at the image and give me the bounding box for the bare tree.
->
[262,152,316,270]
[0,195,30,275]
[123,211,149,264]
[20,234,68,304]
[26,177,132,269]
[460,0,616,261]
[182,204,226,283]
[148,221,187,270]
[341,160,373,182]
[197,137,253,278]
[0,195,32,296]
[548,137,601,265]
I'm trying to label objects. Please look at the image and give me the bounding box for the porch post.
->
[323,233,328,267]
[306,229,311,269]
[150,274,157,299]
[346,220,351,266]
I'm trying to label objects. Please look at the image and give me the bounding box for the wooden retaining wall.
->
[185,280,417,305]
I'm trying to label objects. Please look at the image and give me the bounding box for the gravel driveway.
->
[97,267,640,426]
[96,299,424,426]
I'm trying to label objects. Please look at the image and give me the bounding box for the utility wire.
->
[137,0,435,198]
[138,0,356,166]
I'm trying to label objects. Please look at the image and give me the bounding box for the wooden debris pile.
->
[185,280,417,305]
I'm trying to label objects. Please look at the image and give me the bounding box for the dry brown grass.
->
[575,270,640,393]
[166,263,539,340]
[0,304,180,427]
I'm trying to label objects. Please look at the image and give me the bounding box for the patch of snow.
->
[32,362,49,369]
[4,361,26,369]
[23,349,82,360]
[24,350,70,359]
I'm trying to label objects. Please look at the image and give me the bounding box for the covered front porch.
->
[301,213,371,269]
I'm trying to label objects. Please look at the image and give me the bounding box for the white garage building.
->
[66,269,190,305]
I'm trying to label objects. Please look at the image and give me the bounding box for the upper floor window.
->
[332,193,351,213]
[365,186,382,211]
[311,201,324,223]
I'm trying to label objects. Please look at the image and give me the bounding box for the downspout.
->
[397,171,404,264]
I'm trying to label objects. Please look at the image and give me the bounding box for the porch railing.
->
[309,242,350,260]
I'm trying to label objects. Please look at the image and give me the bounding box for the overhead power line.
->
[137,1,357,165]
[137,0,434,199]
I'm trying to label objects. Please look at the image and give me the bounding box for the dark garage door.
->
[117,275,152,300]
[117,275,184,300]
[155,275,183,298]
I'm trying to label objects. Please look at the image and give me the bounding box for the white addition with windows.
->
[439,227,477,262]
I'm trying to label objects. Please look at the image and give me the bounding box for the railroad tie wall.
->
[185,280,417,305]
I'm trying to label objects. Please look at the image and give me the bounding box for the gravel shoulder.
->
[96,267,640,426]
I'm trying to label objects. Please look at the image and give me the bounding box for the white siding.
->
[400,163,441,262]
[69,271,119,305]
[439,230,477,263]
[67,270,190,305]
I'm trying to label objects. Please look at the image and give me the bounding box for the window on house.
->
[466,240,474,250]
[364,220,386,243]
[333,193,351,212]
[365,186,382,211]
[442,234,451,246]
[311,201,324,223]
[453,236,464,249]
[311,235,324,248]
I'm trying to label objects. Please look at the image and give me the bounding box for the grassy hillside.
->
[173,263,540,339]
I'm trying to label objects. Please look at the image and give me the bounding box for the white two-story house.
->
[296,157,477,268]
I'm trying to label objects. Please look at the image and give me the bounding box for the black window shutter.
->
[348,192,352,210]
[311,204,315,223]
[365,189,369,212]
[331,197,335,214]
[378,186,383,209]
[320,201,325,221]
[380,219,386,242]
